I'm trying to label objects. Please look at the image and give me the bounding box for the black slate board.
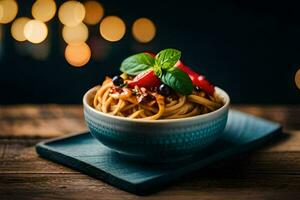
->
[36,110,281,195]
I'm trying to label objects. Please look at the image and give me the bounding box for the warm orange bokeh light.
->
[0,5,3,22]
[132,18,156,43]
[24,20,48,44]
[32,0,56,22]
[84,1,104,25]
[62,22,88,44]
[99,16,126,42]
[0,0,18,24]
[65,42,91,67]
[58,1,85,27]
[295,69,300,90]
[11,17,30,41]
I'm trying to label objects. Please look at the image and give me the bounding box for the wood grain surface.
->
[0,105,87,138]
[0,105,300,199]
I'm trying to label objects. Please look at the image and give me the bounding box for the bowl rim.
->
[83,86,230,124]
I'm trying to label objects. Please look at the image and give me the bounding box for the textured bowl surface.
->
[83,87,230,162]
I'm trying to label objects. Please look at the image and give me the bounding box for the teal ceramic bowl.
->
[83,86,230,162]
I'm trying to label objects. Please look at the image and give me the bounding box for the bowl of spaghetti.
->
[83,48,230,162]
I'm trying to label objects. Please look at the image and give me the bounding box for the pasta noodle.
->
[93,76,223,120]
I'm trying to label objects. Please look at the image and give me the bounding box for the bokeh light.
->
[58,1,85,27]
[24,20,48,44]
[132,18,156,43]
[32,0,56,22]
[84,0,104,25]
[62,22,88,44]
[0,6,3,22]
[65,42,91,67]
[99,16,126,42]
[295,69,300,90]
[11,17,30,42]
[0,0,18,24]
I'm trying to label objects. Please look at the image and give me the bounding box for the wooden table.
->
[1,105,300,199]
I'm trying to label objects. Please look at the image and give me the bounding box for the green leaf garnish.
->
[120,53,155,75]
[155,48,181,70]
[153,64,162,77]
[161,67,193,95]
[119,48,193,95]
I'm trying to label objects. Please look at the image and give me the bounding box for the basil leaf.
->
[153,64,163,77]
[161,67,193,95]
[155,48,181,70]
[120,53,155,75]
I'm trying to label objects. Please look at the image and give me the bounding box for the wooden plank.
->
[0,105,87,138]
[1,173,300,199]
[233,105,300,130]
[0,139,74,174]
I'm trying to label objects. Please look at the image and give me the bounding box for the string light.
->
[11,17,30,42]
[62,22,88,44]
[58,1,85,27]
[295,69,300,90]
[0,0,18,24]
[24,20,48,44]
[65,42,91,67]
[84,1,104,25]
[132,18,156,43]
[99,16,126,42]
[32,0,56,22]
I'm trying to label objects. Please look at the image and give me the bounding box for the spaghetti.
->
[93,76,223,120]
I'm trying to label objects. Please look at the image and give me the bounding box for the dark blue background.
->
[0,0,300,104]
